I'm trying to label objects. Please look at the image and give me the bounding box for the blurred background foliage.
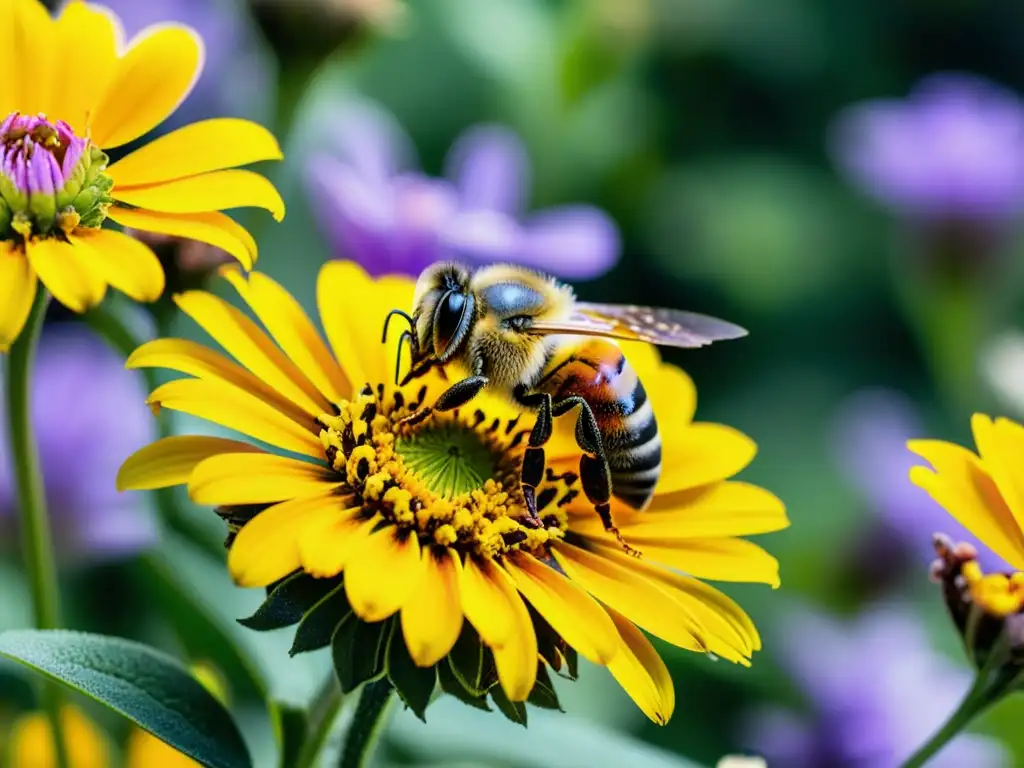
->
[9,0,1024,765]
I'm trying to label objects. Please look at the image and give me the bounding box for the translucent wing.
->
[527,302,747,349]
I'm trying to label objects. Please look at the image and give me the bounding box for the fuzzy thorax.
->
[317,385,570,560]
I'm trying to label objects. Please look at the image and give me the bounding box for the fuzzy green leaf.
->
[289,585,351,656]
[332,616,389,694]
[437,663,490,712]
[385,624,436,722]
[446,624,489,696]
[0,630,251,768]
[240,572,342,632]
[527,664,562,711]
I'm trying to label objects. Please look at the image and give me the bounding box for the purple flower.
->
[304,98,620,279]
[831,73,1024,224]
[90,0,277,129]
[742,604,1008,768]
[0,114,85,195]
[0,325,158,562]
[833,388,1008,572]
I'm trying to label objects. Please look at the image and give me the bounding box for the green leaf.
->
[446,624,488,696]
[289,585,351,656]
[332,616,389,694]
[437,663,490,712]
[272,702,308,768]
[527,665,562,712]
[240,572,342,632]
[0,630,251,768]
[385,624,436,722]
[489,682,527,727]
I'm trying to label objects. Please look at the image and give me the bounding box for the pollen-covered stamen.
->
[317,386,574,559]
[0,112,114,240]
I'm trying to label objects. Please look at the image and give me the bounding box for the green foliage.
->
[0,630,251,768]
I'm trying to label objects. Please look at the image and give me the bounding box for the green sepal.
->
[447,623,490,696]
[331,615,389,694]
[54,156,87,209]
[527,664,563,711]
[29,186,57,233]
[438,662,491,711]
[490,682,527,727]
[385,623,436,722]
[562,646,579,681]
[530,604,574,678]
[239,572,342,631]
[289,585,351,656]
[0,198,10,236]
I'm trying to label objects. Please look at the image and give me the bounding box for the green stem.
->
[4,290,69,768]
[294,676,344,768]
[338,679,394,768]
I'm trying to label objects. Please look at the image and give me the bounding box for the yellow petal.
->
[188,452,338,506]
[49,2,122,134]
[657,423,758,495]
[552,543,708,653]
[27,237,106,313]
[401,548,464,667]
[317,261,416,392]
[69,228,165,302]
[117,435,262,491]
[639,538,781,588]
[505,553,619,666]
[0,244,35,352]
[90,24,203,149]
[221,269,351,403]
[107,207,257,271]
[112,170,285,222]
[460,559,537,701]
[585,542,759,663]
[9,706,111,768]
[107,118,283,188]
[126,728,200,767]
[128,337,318,423]
[228,491,341,587]
[973,414,1024,538]
[646,362,697,428]
[171,289,329,415]
[298,508,376,579]
[2,0,55,115]
[344,529,421,622]
[640,482,789,538]
[909,438,1024,569]
[605,607,675,726]
[146,378,324,458]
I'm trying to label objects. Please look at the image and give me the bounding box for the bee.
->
[382,262,746,549]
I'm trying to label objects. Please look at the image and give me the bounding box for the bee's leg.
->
[400,375,489,426]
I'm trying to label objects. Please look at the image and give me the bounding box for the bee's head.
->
[411,262,475,364]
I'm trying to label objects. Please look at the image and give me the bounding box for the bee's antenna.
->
[395,330,412,385]
[382,309,414,344]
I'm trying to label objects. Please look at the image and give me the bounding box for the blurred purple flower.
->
[304,99,620,279]
[90,0,276,129]
[743,604,1007,768]
[0,325,158,562]
[833,388,1008,572]
[831,73,1024,225]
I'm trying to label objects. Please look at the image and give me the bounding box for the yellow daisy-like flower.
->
[0,0,284,352]
[117,262,788,724]
[7,706,199,767]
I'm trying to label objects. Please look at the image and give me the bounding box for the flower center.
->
[0,112,114,241]
[317,384,574,559]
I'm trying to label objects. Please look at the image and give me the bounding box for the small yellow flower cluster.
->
[961,560,1024,618]
[316,390,567,558]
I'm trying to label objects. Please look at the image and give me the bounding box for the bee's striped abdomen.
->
[538,340,661,511]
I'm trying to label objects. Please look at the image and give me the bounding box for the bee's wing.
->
[527,302,747,349]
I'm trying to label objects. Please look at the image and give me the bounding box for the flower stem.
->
[338,679,394,768]
[4,289,69,768]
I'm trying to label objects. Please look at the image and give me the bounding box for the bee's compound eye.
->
[434,290,471,358]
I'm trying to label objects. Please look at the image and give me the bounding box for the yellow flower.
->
[6,706,198,767]
[118,262,788,725]
[909,414,1024,617]
[0,0,284,352]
